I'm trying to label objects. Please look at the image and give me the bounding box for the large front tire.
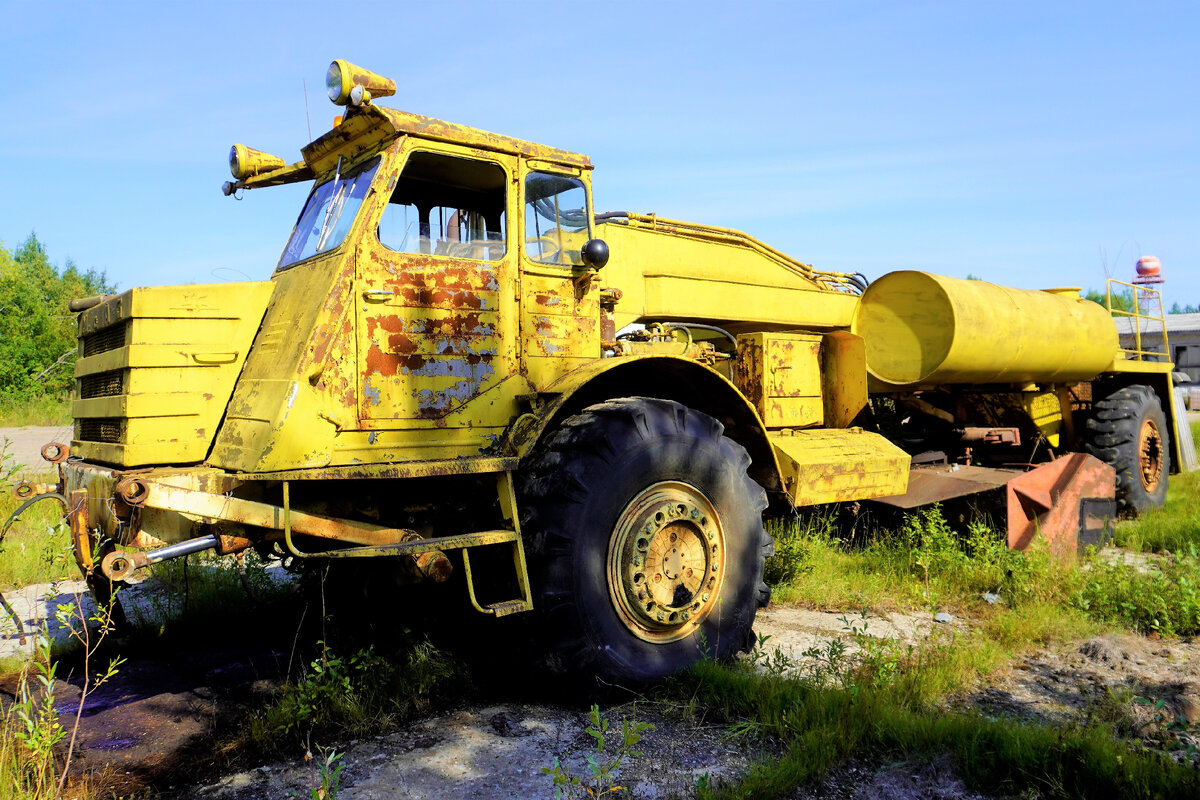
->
[1086,385,1170,514]
[519,397,771,685]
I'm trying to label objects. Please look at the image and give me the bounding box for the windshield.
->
[277,158,380,270]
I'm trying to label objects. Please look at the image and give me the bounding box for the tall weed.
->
[763,514,830,586]
[2,633,63,798]
[242,635,468,753]
[1072,545,1200,635]
[1,586,121,800]
[767,506,1072,612]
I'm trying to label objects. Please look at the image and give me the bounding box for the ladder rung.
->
[486,599,532,617]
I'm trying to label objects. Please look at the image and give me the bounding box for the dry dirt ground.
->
[4,575,1198,799]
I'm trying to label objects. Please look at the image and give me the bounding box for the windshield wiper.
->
[314,157,344,252]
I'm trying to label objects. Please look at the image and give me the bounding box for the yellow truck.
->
[7,60,1186,683]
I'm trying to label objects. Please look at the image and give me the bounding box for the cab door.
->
[519,166,601,389]
[356,147,519,422]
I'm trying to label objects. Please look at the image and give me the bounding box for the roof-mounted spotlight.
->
[326,59,396,107]
[229,144,286,180]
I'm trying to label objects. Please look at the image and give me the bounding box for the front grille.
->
[82,322,129,357]
[77,418,124,443]
[79,371,125,399]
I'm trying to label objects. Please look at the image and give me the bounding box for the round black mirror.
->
[581,238,610,269]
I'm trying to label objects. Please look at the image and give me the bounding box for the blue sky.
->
[1,1,1196,302]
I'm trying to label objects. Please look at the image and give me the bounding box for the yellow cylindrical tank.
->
[851,271,1119,387]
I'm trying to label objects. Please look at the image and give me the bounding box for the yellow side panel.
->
[1104,356,1175,374]
[766,397,824,429]
[771,429,910,507]
[643,276,854,330]
[597,222,859,331]
[820,330,869,429]
[734,332,824,428]
[211,252,359,472]
[1022,390,1063,448]
[72,282,274,467]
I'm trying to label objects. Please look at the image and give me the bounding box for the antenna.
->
[303,79,313,142]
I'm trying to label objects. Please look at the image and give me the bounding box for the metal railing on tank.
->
[1107,278,1169,362]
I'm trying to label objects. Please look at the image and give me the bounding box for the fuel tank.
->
[851,271,1119,387]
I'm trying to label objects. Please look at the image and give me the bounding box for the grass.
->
[0,395,70,428]
[128,552,293,632]
[759,507,1103,709]
[690,446,1200,799]
[0,552,302,799]
[0,492,77,591]
[1114,470,1200,554]
[1110,420,1199,553]
[238,634,469,755]
[0,434,75,591]
[768,507,1080,615]
[1072,546,1200,635]
[0,504,76,591]
[0,700,59,800]
[674,659,1200,800]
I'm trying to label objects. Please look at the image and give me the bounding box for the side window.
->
[524,172,589,266]
[378,152,506,261]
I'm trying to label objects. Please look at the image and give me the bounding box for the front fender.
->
[503,355,782,492]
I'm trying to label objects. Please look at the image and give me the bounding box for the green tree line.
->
[0,233,113,402]
[1081,288,1197,315]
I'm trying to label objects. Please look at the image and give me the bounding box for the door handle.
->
[363,290,395,303]
[192,352,239,364]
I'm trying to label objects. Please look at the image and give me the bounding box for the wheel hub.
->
[608,481,725,643]
[1138,418,1163,492]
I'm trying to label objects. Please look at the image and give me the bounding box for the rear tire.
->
[1086,385,1170,514]
[518,397,771,685]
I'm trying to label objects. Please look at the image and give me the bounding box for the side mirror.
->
[581,239,610,270]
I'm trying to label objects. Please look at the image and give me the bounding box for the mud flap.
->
[1005,453,1116,556]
